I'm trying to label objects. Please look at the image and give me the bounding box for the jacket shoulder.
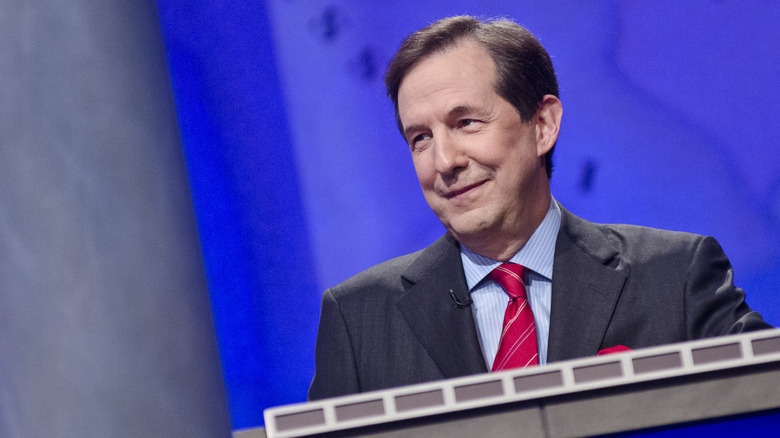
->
[562,207,707,265]
[326,248,423,301]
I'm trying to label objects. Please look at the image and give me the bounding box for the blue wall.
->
[156,0,780,430]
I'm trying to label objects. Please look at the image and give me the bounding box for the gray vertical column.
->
[0,0,231,437]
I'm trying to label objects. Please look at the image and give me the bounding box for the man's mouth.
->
[442,180,488,199]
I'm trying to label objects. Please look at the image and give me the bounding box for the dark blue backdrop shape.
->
[156,0,320,429]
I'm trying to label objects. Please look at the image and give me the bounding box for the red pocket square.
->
[597,345,632,355]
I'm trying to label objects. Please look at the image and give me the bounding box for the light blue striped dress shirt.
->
[460,199,561,369]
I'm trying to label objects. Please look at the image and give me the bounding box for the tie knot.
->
[488,263,527,299]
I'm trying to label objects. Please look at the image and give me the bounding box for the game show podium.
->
[242,329,780,437]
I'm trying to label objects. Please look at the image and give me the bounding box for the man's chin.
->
[443,219,496,247]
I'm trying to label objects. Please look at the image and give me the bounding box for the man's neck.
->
[460,191,553,261]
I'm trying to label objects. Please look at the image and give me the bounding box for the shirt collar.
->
[460,198,561,290]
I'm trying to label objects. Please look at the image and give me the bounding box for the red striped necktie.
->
[488,263,539,371]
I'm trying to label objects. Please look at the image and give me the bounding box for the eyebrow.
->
[402,105,481,140]
[448,105,478,118]
[402,124,425,143]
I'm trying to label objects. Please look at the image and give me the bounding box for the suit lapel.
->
[396,234,488,378]
[547,207,628,362]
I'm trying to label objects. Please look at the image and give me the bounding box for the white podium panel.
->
[249,329,780,438]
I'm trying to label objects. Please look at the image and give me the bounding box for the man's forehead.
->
[397,42,497,121]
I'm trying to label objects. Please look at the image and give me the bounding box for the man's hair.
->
[384,16,559,178]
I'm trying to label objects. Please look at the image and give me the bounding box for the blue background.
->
[155,0,780,430]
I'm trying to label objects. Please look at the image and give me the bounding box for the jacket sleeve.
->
[307,289,361,401]
[684,236,772,339]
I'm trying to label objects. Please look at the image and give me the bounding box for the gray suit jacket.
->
[308,205,770,400]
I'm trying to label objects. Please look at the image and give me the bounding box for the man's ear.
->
[535,95,563,157]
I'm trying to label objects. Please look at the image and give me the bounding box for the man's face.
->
[397,40,553,257]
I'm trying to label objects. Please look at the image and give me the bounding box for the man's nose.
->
[432,132,468,176]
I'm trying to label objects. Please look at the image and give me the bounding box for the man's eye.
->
[459,119,476,127]
[411,133,430,144]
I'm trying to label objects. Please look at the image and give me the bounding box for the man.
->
[308,16,770,400]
